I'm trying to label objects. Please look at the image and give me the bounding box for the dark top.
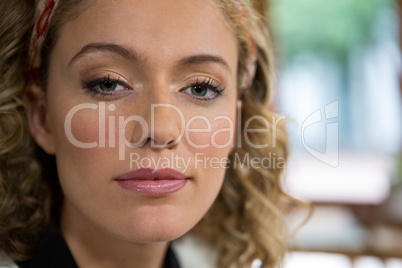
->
[15,225,181,268]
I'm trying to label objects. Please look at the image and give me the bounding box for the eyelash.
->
[81,75,225,101]
[183,78,225,102]
[82,75,130,99]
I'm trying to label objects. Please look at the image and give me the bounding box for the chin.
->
[112,214,196,243]
[131,230,185,243]
[119,224,191,243]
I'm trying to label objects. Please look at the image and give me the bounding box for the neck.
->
[60,203,169,268]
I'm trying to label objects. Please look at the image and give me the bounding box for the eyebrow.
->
[68,42,231,72]
[177,54,231,72]
[68,42,147,67]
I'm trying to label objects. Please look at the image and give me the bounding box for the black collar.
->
[16,225,180,268]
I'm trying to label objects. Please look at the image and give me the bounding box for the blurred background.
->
[253,0,402,267]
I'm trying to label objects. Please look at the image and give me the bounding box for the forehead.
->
[54,0,238,71]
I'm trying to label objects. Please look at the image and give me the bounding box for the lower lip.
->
[115,179,188,195]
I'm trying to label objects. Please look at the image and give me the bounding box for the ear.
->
[25,83,55,155]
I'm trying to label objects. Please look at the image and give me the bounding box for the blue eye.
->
[82,75,129,97]
[98,80,124,92]
[183,85,214,97]
[181,78,225,101]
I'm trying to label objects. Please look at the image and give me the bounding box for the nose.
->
[147,103,184,149]
[131,93,184,150]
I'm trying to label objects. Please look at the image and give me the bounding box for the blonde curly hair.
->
[0,0,296,267]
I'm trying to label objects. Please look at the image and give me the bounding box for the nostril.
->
[140,137,177,149]
[166,140,176,149]
[140,137,151,147]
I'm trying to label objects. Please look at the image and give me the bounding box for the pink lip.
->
[114,168,188,195]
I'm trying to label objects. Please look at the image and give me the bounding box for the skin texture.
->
[27,0,239,267]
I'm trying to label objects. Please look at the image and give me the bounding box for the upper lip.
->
[114,168,188,181]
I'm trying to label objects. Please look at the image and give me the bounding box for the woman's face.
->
[38,0,238,242]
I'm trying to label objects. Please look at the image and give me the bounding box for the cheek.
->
[49,104,120,186]
[52,103,122,154]
[186,119,234,148]
[69,110,100,144]
[187,113,235,196]
[211,118,235,148]
[186,112,236,158]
